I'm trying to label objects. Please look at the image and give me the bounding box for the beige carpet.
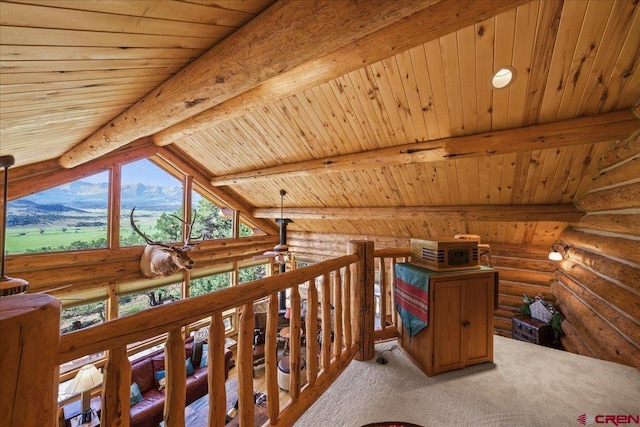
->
[295,336,640,427]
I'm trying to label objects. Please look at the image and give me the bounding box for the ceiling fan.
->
[254,189,292,265]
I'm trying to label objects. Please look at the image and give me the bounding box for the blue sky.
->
[81,159,182,186]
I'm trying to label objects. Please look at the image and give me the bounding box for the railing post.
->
[348,240,375,361]
[102,345,131,427]
[0,294,60,427]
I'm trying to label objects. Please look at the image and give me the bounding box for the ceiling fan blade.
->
[37,284,72,294]
[253,252,276,260]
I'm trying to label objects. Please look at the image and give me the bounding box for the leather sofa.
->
[129,336,232,427]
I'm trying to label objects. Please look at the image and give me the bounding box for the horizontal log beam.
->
[561,227,640,266]
[489,243,552,259]
[153,0,527,147]
[551,281,629,365]
[555,269,640,345]
[60,0,525,168]
[574,181,640,212]
[564,247,640,293]
[554,274,640,369]
[560,320,597,358]
[211,111,638,186]
[253,204,584,223]
[7,236,278,295]
[575,212,640,237]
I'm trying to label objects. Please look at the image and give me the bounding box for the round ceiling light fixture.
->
[491,67,516,89]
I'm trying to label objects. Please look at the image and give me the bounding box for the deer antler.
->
[130,207,176,249]
[131,207,203,249]
[167,211,203,248]
[185,212,202,248]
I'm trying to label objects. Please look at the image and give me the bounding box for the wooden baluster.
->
[102,345,131,427]
[305,280,319,387]
[343,267,352,349]
[237,303,255,426]
[390,257,399,327]
[164,329,186,427]
[379,257,388,331]
[102,284,129,426]
[332,270,343,359]
[208,313,226,427]
[321,272,332,371]
[266,293,280,422]
[289,286,302,400]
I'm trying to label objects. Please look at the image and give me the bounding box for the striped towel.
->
[394,263,434,337]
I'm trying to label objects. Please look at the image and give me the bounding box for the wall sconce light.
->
[549,243,569,261]
[66,364,103,423]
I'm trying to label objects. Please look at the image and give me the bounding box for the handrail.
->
[59,254,357,364]
[56,251,363,427]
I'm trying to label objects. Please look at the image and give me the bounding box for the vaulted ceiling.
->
[1,0,639,247]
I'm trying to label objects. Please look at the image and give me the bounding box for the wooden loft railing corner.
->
[0,294,61,427]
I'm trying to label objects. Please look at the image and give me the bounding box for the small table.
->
[226,404,269,426]
[63,397,101,427]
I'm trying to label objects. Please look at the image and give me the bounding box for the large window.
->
[118,283,182,316]
[190,272,231,297]
[239,265,267,284]
[191,189,232,240]
[61,300,106,334]
[120,159,184,246]
[6,171,109,254]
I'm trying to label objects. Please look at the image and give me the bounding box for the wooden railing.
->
[373,248,410,341]
[1,240,380,427]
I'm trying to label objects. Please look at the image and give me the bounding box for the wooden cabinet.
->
[396,268,498,376]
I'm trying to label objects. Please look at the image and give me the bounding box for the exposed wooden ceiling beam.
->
[212,110,638,186]
[153,0,528,147]
[253,204,584,223]
[58,0,527,168]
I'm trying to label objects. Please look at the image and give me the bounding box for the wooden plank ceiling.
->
[1,0,639,247]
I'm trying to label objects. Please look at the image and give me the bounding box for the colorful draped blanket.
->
[393,263,435,337]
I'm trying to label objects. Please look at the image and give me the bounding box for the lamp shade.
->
[548,251,563,261]
[66,364,103,394]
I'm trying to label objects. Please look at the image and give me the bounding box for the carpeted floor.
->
[294,336,640,427]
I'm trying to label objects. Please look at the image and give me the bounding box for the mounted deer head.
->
[130,207,203,278]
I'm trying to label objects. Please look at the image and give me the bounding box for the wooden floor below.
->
[179,347,295,426]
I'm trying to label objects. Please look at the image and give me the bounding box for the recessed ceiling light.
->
[491,67,516,89]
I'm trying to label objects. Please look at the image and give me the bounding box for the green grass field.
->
[5,210,161,254]
[5,226,108,253]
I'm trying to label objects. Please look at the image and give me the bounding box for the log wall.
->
[556,130,640,369]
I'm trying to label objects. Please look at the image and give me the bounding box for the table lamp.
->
[66,364,103,423]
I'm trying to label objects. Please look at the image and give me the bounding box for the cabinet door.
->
[462,277,493,365]
[432,279,464,374]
